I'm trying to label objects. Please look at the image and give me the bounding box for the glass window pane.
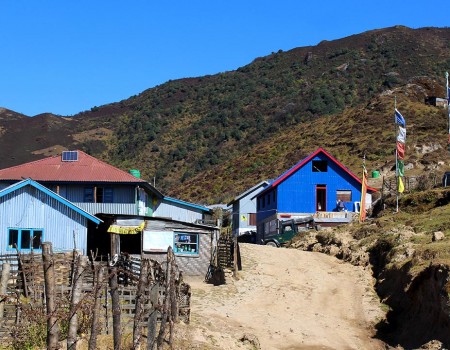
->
[174,233,199,254]
[84,187,94,202]
[33,230,43,249]
[21,230,31,249]
[104,188,113,203]
[8,229,18,248]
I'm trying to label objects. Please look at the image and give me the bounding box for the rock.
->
[418,339,445,349]
[239,333,261,349]
[328,245,340,257]
[432,231,445,241]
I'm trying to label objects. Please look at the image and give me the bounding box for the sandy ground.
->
[183,243,386,350]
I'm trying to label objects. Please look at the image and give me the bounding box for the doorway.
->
[316,185,326,211]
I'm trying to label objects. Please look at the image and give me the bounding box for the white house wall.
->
[153,200,203,223]
[0,186,89,254]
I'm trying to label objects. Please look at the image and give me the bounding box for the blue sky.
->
[1,1,448,116]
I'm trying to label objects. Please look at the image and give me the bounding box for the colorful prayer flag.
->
[398,177,405,193]
[395,109,406,127]
[397,126,406,144]
[396,142,405,160]
[359,165,368,223]
[397,160,404,177]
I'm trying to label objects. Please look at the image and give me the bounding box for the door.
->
[316,185,326,211]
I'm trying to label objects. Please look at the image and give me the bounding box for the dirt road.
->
[183,243,386,350]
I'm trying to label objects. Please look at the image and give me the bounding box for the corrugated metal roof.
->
[163,196,211,212]
[0,150,148,184]
[227,180,270,205]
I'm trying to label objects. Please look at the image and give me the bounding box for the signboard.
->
[143,230,173,252]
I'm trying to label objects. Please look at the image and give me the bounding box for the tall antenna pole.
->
[395,96,399,213]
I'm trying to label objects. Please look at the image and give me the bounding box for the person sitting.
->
[337,199,345,212]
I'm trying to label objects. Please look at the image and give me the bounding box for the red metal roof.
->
[0,151,147,183]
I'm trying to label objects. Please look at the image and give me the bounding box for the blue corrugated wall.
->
[0,186,88,254]
[258,154,362,221]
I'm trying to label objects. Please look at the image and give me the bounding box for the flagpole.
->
[395,96,399,213]
[446,72,449,154]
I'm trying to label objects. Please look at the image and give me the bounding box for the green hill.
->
[0,25,449,203]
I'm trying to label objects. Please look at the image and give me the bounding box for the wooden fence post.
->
[109,266,121,350]
[42,242,60,350]
[146,283,159,350]
[168,259,179,346]
[233,235,238,278]
[157,248,175,348]
[0,263,11,319]
[133,259,149,350]
[88,265,105,350]
[67,255,88,350]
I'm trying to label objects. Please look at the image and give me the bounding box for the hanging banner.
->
[108,222,145,235]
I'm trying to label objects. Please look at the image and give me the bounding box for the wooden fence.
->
[381,173,440,198]
[0,243,190,349]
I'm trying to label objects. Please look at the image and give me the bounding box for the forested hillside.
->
[1,26,449,204]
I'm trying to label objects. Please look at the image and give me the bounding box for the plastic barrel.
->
[129,169,141,178]
[371,170,380,178]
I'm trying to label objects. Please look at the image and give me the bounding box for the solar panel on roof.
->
[62,151,78,162]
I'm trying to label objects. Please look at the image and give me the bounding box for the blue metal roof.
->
[163,196,211,212]
[0,178,102,224]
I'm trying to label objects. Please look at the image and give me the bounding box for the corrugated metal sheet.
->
[0,186,88,254]
[64,184,135,203]
[0,150,148,183]
[75,202,137,215]
[154,200,204,223]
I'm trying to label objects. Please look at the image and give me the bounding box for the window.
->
[312,160,328,172]
[267,192,271,205]
[8,228,43,250]
[84,187,94,202]
[337,190,352,202]
[84,187,113,203]
[97,187,113,203]
[173,232,199,255]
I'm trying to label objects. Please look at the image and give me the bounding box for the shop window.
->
[173,232,199,255]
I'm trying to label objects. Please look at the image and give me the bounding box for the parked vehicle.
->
[261,216,318,247]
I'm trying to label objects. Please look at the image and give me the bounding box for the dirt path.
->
[183,243,386,350]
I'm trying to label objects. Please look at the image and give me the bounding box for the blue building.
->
[0,150,212,257]
[227,181,270,237]
[255,148,376,239]
[0,178,101,255]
